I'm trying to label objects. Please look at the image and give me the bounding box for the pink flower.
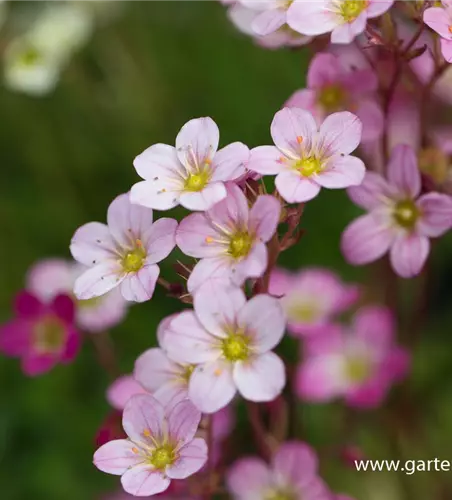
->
[26,259,129,333]
[269,267,359,336]
[286,52,383,142]
[0,291,80,376]
[247,108,365,203]
[227,441,331,500]
[93,394,207,497]
[176,183,280,292]
[287,0,394,44]
[70,193,177,302]
[161,285,286,413]
[130,117,249,211]
[424,4,452,63]
[296,306,410,409]
[341,144,452,278]
[107,375,149,411]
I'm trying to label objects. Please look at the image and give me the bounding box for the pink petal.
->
[268,268,294,297]
[207,182,250,229]
[307,52,341,88]
[345,376,389,409]
[187,256,233,293]
[21,354,57,376]
[193,285,246,337]
[70,222,117,267]
[120,265,159,302]
[130,180,180,211]
[133,143,182,181]
[271,107,317,159]
[51,294,75,323]
[347,172,392,211]
[143,217,177,264]
[176,213,223,258]
[179,182,227,211]
[304,324,344,357]
[387,144,421,198]
[167,438,208,480]
[176,117,219,167]
[331,12,367,44]
[15,291,43,318]
[387,89,420,153]
[61,329,80,362]
[226,458,271,499]
[423,7,452,39]
[417,193,452,237]
[317,111,362,157]
[189,359,236,413]
[367,0,394,17]
[352,306,395,351]
[0,320,30,356]
[341,213,394,265]
[287,0,339,36]
[272,442,318,486]
[164,311,219,364]
[153,382,188,409]
[134,348,181,394]
[74,262,124,300]
[232,241,268,285]
[247,145,286,175]
[211,142,249,182]
[107,193,154,248]
[355,99,384,142]
[252,8,286,36]
[249,195,281,242]
[167,398,202,444]
[233,352,285,402]
[316,155,365,189]
[122,394,165,444]
[275,171,321,203]
[384,347,410,382]
[237,295,285,353]
[121,465,170,497]
[26,259,73,301]
[107,375,147,410]
[389,233,430,278]
[93,439,144,475]
[285,89,318,117]
[441,38,452,63]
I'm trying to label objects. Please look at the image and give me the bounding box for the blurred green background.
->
[2,2,452,499]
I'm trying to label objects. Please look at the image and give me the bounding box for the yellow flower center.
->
[122,240,147,273]
[149,445,176,470]
[78,296,102,309]
[264,489,296,500]
[346,357,371,383]
[19,46,41,66]
[33,316,65,353]
[184,167,211,192]
[339,0,367,22]
[228,231,253,259]
[295,156,322,177]
[182,364,195,382]
[318,84,346,112]
[393,199,419,230]
[222,332,250,362]
[287,300,319,323]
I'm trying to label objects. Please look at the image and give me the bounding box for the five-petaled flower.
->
[93,394,208,497]
[160,284,286,413]
[70,193,177,302]
[341,144,452,278]
[130,117,249,212]
[424,2,452,64]
[176,182,281,292]
[247,107,365,203]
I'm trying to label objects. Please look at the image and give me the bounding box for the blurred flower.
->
[0,291,79,376]
[286,52,384,142]
[131,117,249,211]
[227,441,331,500]
[94,395,207,496]
[269,267,359,336]
[287,0,394,44]
[70,193,177,302]
[247,108,365,203]
[423,4,452,63]
[296,306,409,408]
[162,285,286,413]
[176,183,280,292]
[342,144,452,277]
[27,258,129,333]
[107,375,148,411]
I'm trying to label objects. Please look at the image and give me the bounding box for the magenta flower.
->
[94,394,207,497]
[70,193,177,302]
[0,291,80,376]
[269,267,359,336]
[424,4,452,63]
[130,117,249,212]
[27,258,129,333]
[247,108,365,203]
[227,441,331,500]
[176,183,280,292]
[161,285,286,413]
[287,0,394,44]
[341,145,452,278]
[286,52,383,142]
[107,375,149,411]
[296,307,409,409]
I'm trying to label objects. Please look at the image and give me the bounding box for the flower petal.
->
[130,180,180,211]
[249,195,281,242]
[211,142,249,182]
[21,354,57,376]
[15,291,43,318]
[317,111,362,157]
[233,352,285,402]
[355,98,384,142]
[107,375,147,411]
[143,218,177,264]
[179,182,227,211]
[287,0,339,36]
[347,172,393,211]
[26,259,73,301]
[275,171,321,203]
[232,241,268,285]
[285,89,318,117]
[423,7,452,39]
[73,262,124,300]
[331,12,366,44]
[0,320,30,356]
[70,222,117,267]
[166,438,208,480]
[237,295,285,353]
[52,294,75,323]
[441,38,452,63]
[167,399,202,445]
[387,144,421,198]
[247,145,286,175]
[389,233,430,278]
[307,52,341,88]
[176,213,224,258]
[121,465,170,497]
[134,348,181,394]
[272,442,318,486]
[367,0,394,17]
[133,143,182,181]
[176,117,219,167]
[226,458,271,499]
[352,305,394,351]
[120,265,159,302]
[417,192,452,237]
[316,155,365,189]
[207,182,250,230]
[252,8,286,36]
[189,359,236,413]
[93,439,144,475]
[187,256,233,293]
[122,394,165,444]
